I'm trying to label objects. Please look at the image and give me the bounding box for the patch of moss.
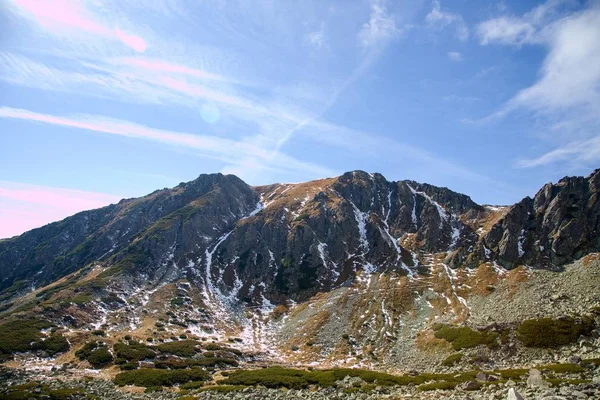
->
[113,368,210,387]
[154,357,237,369]
[179,381,206,390]
[75,341,113,368]
[547,378,592,386]
[33,333,70,356]
[540,363,585,373]
[433,325,498,350]
[441,353,463,367]
[156,340,202,357]
[582,358,600,367]
[113,341,156,361]
[0,318,58,360]
[495,368,528,380]
[517,317,596,348]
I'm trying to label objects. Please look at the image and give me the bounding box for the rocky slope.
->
[1,169,600,399]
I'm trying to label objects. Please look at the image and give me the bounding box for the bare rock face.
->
[481,169,600,270]
[1,169,599,306]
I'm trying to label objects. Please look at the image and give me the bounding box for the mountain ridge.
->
[1,168,599,306]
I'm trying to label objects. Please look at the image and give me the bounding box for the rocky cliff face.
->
[1,169,599,307]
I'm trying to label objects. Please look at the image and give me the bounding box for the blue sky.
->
[1,0,599,238]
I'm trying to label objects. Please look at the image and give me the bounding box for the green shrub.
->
[540,363,585,373]
[113,342,156,361]
[0,319,53,360]
[180,381,206,390]
[433,325,498,350]
[70,294,93,305]
[220,367,412,389]
[496,369,528,380]
[119,362,139,370]
[441,353,463,367]
[76,341,113,368]
[37,333,70,356]
[156,340,202,357]
[582,358,600,367]
[92,330,105,337]
[113,368,210,387]
[517,317,596,348]
[86,348,113,368]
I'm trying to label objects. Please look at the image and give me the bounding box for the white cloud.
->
[477,0,575,46]
[478,1,600,170]
[306,24,327,49]
[477,17,536,45]
[425,0,469,41]
[447,51,462,61]
[509,8,600,112]
[517,136,600,168]
[358,0,400,50]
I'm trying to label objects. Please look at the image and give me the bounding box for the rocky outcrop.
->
[479,169,600,269]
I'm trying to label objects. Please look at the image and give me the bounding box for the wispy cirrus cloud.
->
[517,136,600,168]
[0,181,121,238]
[7,0,147,52]
[0,106,334,179]
[425,0,469,41]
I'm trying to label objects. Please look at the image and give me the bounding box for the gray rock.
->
[527,368,550,389]
[507,388,524,400]
[458,380,482,391]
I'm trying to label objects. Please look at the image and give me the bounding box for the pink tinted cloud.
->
[0,182,121,238]
[13,0,107,34]
[116,58,226,81]
[11,0,147,52]
[114,28,147,53]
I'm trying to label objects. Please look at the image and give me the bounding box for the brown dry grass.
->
[415,329,453,353]
[583,253,600,267]
[468,264,500,296]
[504,266,531,297]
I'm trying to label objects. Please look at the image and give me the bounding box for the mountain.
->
[1,169,599,303]
[1,170,600,399]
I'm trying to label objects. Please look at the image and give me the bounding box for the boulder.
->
[476,371,499,382]
[507,388,524,400]
[458,380,482,391]
[527,368,550,389]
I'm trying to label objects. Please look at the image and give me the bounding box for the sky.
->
[1,0,599,238]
